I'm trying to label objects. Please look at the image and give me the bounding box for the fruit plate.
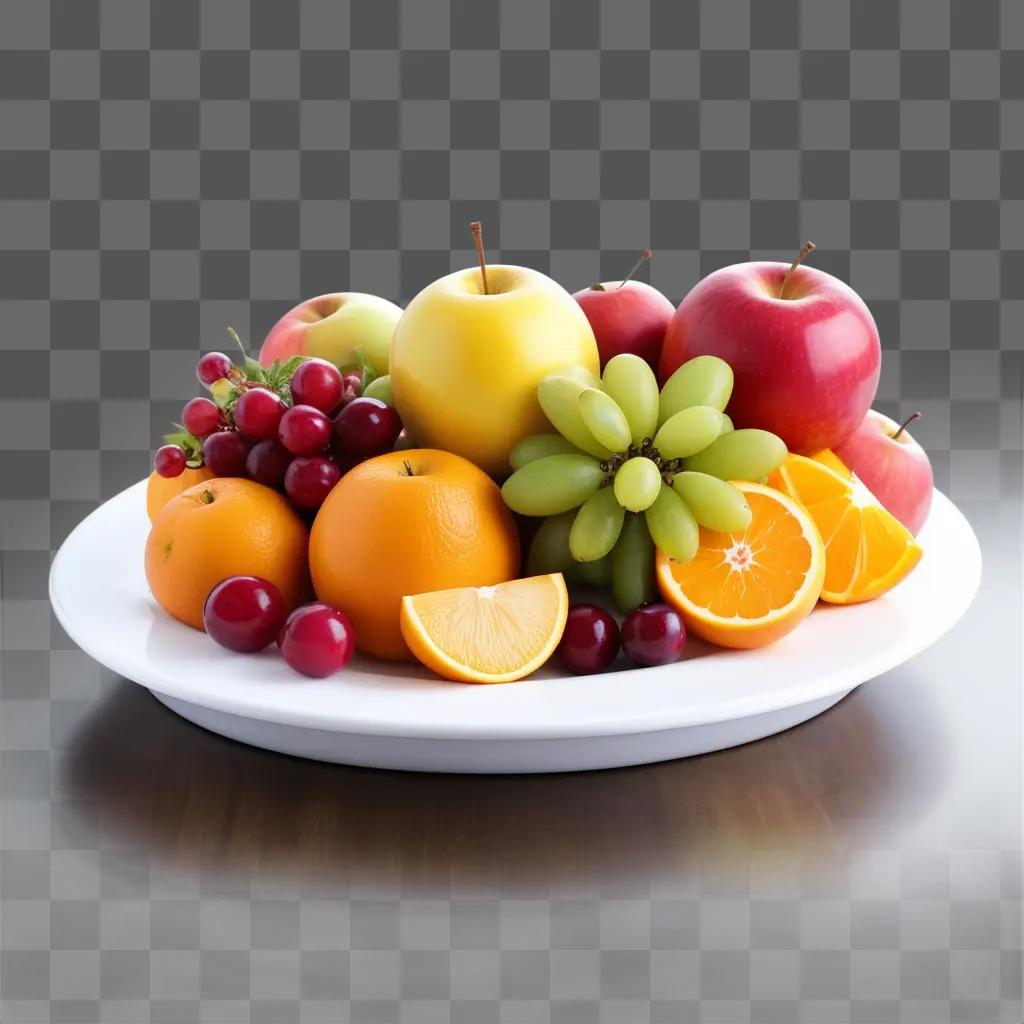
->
[50,481,980,774]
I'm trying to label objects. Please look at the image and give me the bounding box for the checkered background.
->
[1,0,1022,1021]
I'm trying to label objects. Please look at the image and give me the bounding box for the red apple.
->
[659,243,881,455]
[833,410,933,535]
[573,253,674,370]
[259,293,402,377]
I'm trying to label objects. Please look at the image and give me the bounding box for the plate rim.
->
[49,480,982,741]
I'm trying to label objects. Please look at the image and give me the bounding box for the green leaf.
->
[226,326,248,359]
[355,350,377,391]
[210,378,239,410]
[242,355,266,384]
[262,354,307,394]
[162,427,203,462]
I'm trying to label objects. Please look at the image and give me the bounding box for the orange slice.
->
[656,482,826,649]
[810,448,852,479]
[400,574,569,684]
[768,453,922,605]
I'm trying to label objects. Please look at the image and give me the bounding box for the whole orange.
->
[146,465,215,522]
[145,478,311,631]
[309,449,521,660]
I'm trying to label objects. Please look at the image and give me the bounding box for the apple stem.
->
[402,459,414,477]
[617,249,652,289]
[892,410,921,441]
[779,240,815,299]
[469,221,489,295]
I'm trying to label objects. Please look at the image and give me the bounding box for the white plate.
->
[50,481,981,773]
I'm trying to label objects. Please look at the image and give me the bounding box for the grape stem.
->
[779,241,815,299]
[469,221,489,295]
[891,410,921,441]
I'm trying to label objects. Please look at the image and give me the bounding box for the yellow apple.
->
[389,265,600,476]
[259,293,402,376]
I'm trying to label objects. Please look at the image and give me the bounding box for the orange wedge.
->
[656,482,826,649]
[768,453,922,604]
[400,574,569,683]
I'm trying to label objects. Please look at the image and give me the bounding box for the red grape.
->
[154,444,186,478]
[339,371,363,408]
[246,439,292,488]
[558,603,620,674]
[290,358,343,413]
[334,397,402,457]
[332,453,363,476]
[197,351,233,387]
[202,430,251,476]
[277,602,355,677]
[284,455,341,510]
[234,387,287,441]
[203,576,287,653]
[621,603,687,667]
[181,396,225,437]
[278,404,333,456]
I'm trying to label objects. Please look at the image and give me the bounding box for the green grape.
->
[537,375,612,459]
[363,374,392,405]
[602,354,659,444]
[578,388,631,453]
[559,364,602,389]
[645,483,699,564]
[719,413,734,435]
[569,486,624,562]
[509,433,581,471]
[525,511,575,575]
[683,428,787,482]
[653,405,725,460]
[658,355,734,425]
[570,553,612,588]
[501,454,605,516]
[671,471,752,533]
[611,512,657,614]
[613,456,662,513]
[393,430,413,452]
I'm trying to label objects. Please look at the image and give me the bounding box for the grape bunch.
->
[501,354,787,612]
[153,336,402,513]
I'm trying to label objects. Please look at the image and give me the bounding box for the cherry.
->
[154,444,186,478]
[334,397,402,457]
[284,455,341,510]
[290,358,344,414]
[234,387,287,441]
[203,576,287,653]
[278,404,333,456]
[246,439,292,488]
[558,603,620,674]
[202,430,251,476]
[277,602,355,678]
[621,603,687,667]
[181,396,225,437]
[197,351,233,387]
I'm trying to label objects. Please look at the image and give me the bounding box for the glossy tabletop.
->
[2,491,1020,1023]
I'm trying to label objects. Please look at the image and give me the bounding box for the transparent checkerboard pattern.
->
[1,0,1021,1021]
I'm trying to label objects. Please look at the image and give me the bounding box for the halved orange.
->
[768,454,922,604]
[400,574,569,683]
[656,482,826,649]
